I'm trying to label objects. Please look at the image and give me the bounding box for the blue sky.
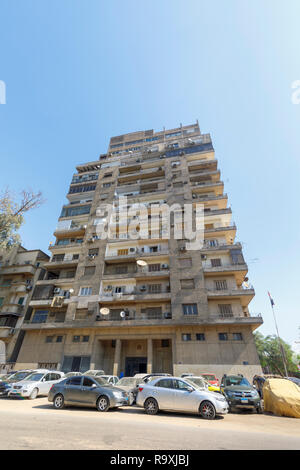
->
[0,0,299,347]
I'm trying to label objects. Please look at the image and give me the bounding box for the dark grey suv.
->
[48,375,129,411]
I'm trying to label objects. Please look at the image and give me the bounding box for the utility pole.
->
[268,292,288,377]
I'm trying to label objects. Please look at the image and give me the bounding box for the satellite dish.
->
[137,259,147,266]
[120,311,126,318]
[69,288,74,294]
[100,307,110,315]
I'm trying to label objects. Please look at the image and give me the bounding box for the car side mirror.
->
[186,386,194,392]
[91,384,97,388]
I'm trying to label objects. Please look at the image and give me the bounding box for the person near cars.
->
[48,375,129,411]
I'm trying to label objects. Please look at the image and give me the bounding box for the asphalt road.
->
[0,397,299,450]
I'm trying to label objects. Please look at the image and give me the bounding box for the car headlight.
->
[215,396,226,402]
[113,391,124,398]
[251,390,259,398]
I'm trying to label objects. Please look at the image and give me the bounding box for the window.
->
[45,336,54,343]
[67,376,82,386]
[215,280,227,291]
[18,297,25,305]
[79,287,92,296]
[211,258,222,267]
[56,336,63,343]
[72,336,81,343]
[0,298,3,307]
[179,258,192,268]
[89,248,99,256]
[60,205,91,218]
[161,339,170,348]
[219,304,233,316]
[83,377,95,387]
[148,264,160,272]
[182,304,198,316]
[103,173,112,178]
[117,249,128,256]
[182,334,192,341]
[180,279,195,289]
[84,266,96,277]
[174,380,193,391]
[102,182,111,188]
[82,336,90,343]
[196,333,205,341]
[233,333,243,341]
[148,284,161,293]
[156,378,174,389]
[218,333,228,341]
[32,310,48,323]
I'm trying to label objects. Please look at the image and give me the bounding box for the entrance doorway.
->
[61,355,91,373]
[125,357,147,376]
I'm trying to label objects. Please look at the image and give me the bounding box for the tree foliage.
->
[0,188,44,250]
[254,331,300,376]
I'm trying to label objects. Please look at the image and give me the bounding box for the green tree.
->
[254,331,299,376]
[0,188,44,250]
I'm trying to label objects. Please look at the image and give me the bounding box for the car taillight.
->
[138,387,144,392]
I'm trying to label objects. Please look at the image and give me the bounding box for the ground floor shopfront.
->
[15,323,263,382]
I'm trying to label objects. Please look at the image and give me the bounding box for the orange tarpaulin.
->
[263,378,300,418]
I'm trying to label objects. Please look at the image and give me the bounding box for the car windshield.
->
[201,374,215,381]
[225,377,251,387]
[92,377,107,386]
[24,373,44,382]
[117,378,137,386]
[8,372,31,382]
[185,378,206,389]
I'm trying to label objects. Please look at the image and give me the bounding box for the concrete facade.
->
[15,122,263,381]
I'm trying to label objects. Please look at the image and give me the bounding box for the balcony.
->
[105,248,169,261]
[53,224,87,237]
[44,258,79,270]
[188,160,218,172]
[0,303,24,316]
[118,166,164,183]
[0,327,16,339]
[206,287,255,305]
[99,288,171,303]
[0,264,36,276]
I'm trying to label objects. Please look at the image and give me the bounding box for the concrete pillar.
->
[147,338,153,374]
[113,339,121,376]
[171,336,176,375]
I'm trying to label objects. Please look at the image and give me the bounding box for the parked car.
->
[48,375,129,411]
[8,370,65,399]
[0,370,35,397]
[115,377,141,404]
[65,372,83,378]
[200,373,219,387]
[99,375,119,386]
[185,376,221,393]
[0,371,16,381]
[136,376,228,419]
[181,373,195,378]
[286,377,300,387]
[83,369,105,377]
[220,374,262,413]
[134,373,172,383]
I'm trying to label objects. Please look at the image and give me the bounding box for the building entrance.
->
[125,357,147,376]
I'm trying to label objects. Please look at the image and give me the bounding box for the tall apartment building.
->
[15,122,263,379]
[0,245,49,369]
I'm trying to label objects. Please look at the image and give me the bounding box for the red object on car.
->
[200,373,219,386]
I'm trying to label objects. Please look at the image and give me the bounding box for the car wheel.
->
[144,397,159,415]
[96,395,110,412]
[200,400,216,420]
[53,394,64,409]
[29,388,38,400]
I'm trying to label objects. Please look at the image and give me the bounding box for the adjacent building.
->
[15,122,263,380]
[0,245,49,369]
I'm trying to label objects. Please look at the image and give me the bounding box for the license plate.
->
[241,398,248,403]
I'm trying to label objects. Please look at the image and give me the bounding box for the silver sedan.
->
[136,376,229,419]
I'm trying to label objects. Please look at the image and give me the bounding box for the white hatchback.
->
[9,370,65,399]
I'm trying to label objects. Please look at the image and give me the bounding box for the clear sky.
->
[0,0,299,347]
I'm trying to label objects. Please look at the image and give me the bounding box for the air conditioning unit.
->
[201,254,207,260]
[104,285,113,291]
[180,247,186,252]
[51,296,64,308]
[88,254,96,260]
[192,194,197,199]
[129,247,136,253]
[180,151,185,156]
[54,288,61,295]
[161,264,169,269]
[164,312,172,319]
[140,285,147,291]
[87,237,95,243]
